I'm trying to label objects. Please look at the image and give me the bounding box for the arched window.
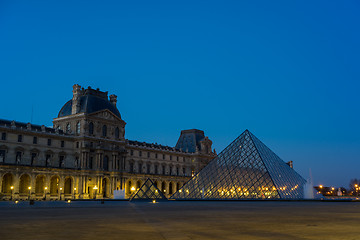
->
[102,125,107,137]
[76,121,81,134]
[89,122,94,135]
[115,127,119,139]
[169,182,173,194]
[161,182,166,193]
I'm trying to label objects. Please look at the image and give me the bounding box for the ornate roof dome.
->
[58,85,121,118]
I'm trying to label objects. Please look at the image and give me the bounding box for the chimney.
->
[72,84,82,114]
[109,94,117,107]
[286,161,293,169]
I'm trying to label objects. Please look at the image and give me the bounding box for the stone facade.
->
[0,84,216,200]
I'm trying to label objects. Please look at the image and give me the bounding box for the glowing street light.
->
[44,187,48,200]
[130,186,135,191]
[28,186,31,200]
[73,187,77,200]
[93,185,98,199]
[319,185,323,189]
[10,186,14,200]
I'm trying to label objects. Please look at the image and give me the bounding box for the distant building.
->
[0,84,216,200]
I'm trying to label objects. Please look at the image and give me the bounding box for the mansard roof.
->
[0,119,66,135]
[127,140,184,153]
[175,129,206,153]
[58,94,121,118]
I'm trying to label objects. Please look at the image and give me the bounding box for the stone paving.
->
[0,200,359,240]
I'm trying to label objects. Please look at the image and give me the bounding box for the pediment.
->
[88,109,124,123]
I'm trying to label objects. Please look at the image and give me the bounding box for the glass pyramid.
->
[171,130,306,200]
[130,178,167,201]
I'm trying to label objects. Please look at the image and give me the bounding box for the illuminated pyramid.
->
[130,178,167,201]
[171,130,306,200]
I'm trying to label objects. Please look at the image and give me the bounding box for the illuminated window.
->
[76,121,81,134]
[66,123,71,133]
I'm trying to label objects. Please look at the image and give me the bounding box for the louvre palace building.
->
[0,84,216,200]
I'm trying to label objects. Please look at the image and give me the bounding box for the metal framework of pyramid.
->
[130,178,167,201]
[171,130,306,200]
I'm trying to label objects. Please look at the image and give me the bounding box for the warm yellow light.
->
[93,185,98,190]
[319,185,323,189]
[28,186,31,190]
[60,187,63,191]
[179,189,182,193]
[44,187,48,190]
[15,200,19,204]
[10,186,14,190]
[67,200,71,203]
[355,184,358,188]
[130,186,135,191]
[152,199,156,204]
[74,187,76,191]
[155,190,158,193]
[331,187,335,191]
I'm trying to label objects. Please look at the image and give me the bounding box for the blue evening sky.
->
[1,1,359,188]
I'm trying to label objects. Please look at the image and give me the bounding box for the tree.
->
[349,179,359,196]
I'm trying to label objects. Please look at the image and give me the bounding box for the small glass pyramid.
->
[171,130,306,200]
[130,178,167,201]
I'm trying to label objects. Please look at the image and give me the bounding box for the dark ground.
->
[0,200,359,240]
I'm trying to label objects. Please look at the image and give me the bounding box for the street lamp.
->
[59,187,63,200]
[73,187,76,200]
[28,186,31,200]
[44,187,48,200]
[93,185,98,199]
[10,186,14,201]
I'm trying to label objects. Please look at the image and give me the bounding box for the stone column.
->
[13,173,20,200]
[44,175,50,200]
[30,174,36,200]
[165,181,170,197]
[59,176,65,200]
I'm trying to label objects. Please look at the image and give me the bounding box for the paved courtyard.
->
[0,200,359,240]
